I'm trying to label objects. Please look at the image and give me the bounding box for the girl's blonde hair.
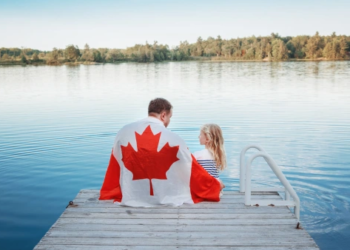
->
[200,124,227,171]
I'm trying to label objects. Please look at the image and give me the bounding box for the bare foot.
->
[218,180,225,190]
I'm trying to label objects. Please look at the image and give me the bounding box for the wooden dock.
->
[35,189,319,249]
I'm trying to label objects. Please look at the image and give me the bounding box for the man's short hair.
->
[148,98,172,115]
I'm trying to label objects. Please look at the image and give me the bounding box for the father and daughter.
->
[100,98,226,205]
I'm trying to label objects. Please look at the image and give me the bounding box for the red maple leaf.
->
[121,125,179,196]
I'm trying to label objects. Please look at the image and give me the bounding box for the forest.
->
[1,32,349,65]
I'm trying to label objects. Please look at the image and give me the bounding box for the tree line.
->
[1,32,349,64]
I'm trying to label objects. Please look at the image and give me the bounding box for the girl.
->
[193,124,227,179]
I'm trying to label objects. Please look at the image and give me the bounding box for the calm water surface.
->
[0,61,349,249]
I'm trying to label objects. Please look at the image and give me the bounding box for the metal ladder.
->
[239,145,300,225]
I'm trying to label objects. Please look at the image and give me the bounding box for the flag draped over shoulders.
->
[99,117,221,206]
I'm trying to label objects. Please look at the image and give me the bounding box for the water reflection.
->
[0,61,350,250]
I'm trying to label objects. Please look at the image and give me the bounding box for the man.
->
[99,98,223,206]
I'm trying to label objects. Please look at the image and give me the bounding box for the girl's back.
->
[193,149,219,178]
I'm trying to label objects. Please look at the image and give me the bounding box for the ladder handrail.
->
[240,145,264,192]
[245,151,300,222]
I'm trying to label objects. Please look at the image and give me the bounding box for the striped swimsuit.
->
[193,149,219,178]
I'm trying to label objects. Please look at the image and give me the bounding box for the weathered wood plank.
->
[35,245,320,250]
[75,192,282,199]
[79,189,281,195]
[55,217,298,225]
[75,192,282,200]
[47,230,311,238]
[73,197,283,204]
[36,237,317,246]
[65,207,292,214]
[52,223,303,232]
[69,202,287,209]
[61,212,295,219]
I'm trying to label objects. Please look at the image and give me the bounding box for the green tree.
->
[178,41,190,59]
[272,39,288,60]
[195,37,204,56]
[65,45,80,62]
[222,43,233,57]
[92,50,103,62]
[1,54,10,60]
[81,44,94,62]
[289,36,308,58]
[265,43,272,59]
[271,33,280,39]
[21,54,28,64]
[339,37,348,58]
[106,49,124,62]
[98,48,108,62]
[331,39,340,58]
[306,32,323,59]
[286,41,296,58]
[32,52,39,62]
[214,36,223,56]
[46,48,60,65]
[323,42,333,59]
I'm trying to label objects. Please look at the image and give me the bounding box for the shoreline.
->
[1,57,349,66]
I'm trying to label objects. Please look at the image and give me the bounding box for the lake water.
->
[0,61,349,249]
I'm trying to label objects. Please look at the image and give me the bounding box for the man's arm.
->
[99,150,123,202]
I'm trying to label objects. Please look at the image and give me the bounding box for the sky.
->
[0,0,349,50]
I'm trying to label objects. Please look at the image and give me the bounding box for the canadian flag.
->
[99,117,221,207]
